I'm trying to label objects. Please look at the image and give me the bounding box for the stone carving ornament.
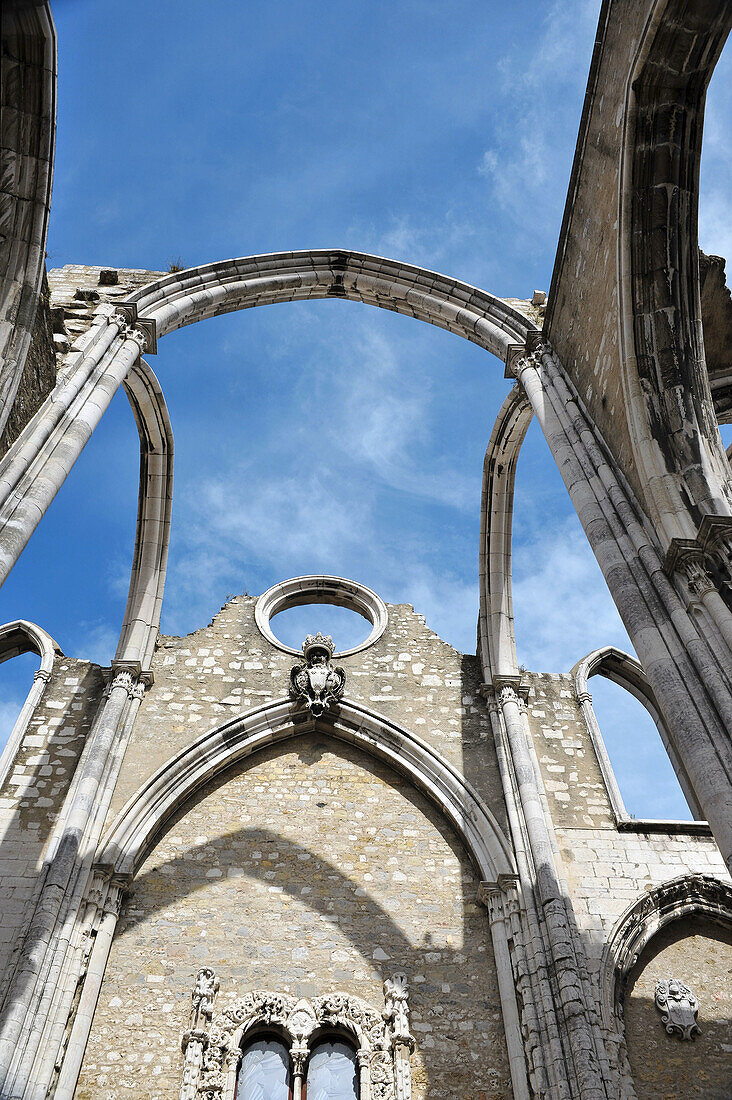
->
[180,972,413,1100]
[289,633,345,716]
[654,978,701,1040]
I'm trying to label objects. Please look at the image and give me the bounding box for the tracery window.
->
[181,972,413,1100]
[305,1039,358,1100]
[237,1036,292,1099]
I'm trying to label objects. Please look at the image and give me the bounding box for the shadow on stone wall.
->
[108,734,511,1099]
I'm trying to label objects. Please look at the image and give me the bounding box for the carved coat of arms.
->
[289,633,345,716]
[654,978,701,1040]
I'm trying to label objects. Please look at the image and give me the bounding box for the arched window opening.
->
[0,620,58,791]
[237,1035,291,1100]
[305,1039,358,1100]
[0,650,39,758]
[512,420,631,671]
[589,673,696,822]
[270,604,371,654]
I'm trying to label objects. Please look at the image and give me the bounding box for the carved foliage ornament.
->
[654,979,701,1040]
[180,971,413,1100]
[289,633,345,716]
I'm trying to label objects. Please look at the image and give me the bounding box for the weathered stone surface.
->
[625,917,732,1099]
[77,736,511,1100]
[0,269,55,456]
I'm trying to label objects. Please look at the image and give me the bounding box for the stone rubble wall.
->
[525,672,729,985]
[0,658,104,1008]
[76,735,511,1100]
[106,596,508,839]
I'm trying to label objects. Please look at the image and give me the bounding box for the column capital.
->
[110,306,157,354]
[503,331,546,380]
[491,675,529,704]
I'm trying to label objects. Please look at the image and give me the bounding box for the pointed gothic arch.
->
[97,696,514,881]
[573,645,706,824]
[0,619,60,791]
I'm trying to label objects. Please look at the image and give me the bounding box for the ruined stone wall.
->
[523,669,730,1096]
[106,596,508,838]
[624,917,732,1100]
[77,735,511,1100]
[0,658,104,1008]
[544,0,649,510]
[0,269,56,456]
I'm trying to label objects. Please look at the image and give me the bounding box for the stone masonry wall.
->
[0,657,104,1009]
[624,916,732,1100]
[77,735,511,1100]
[105,596,508,839]
[524,669,730,1071]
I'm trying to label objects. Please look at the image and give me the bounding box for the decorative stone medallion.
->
[654,978,701,1040]
[289,633,346,716]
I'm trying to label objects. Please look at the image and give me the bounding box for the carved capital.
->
[110,306,157,354]
[492,675,529,708]
[504,332,545,381]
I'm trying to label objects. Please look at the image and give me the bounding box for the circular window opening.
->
[270,603,372,653]
[254,576,388,658]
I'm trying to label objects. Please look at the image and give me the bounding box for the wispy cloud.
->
[477,0,600,243]
[513,514,631,671]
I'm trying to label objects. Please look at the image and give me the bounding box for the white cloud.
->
[477,1,600,240]
[512,514,632,671]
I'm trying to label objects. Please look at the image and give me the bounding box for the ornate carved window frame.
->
[180,972,414,1100]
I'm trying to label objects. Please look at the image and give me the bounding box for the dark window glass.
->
[237,1038,291,1100]
[306,1041,358,1100]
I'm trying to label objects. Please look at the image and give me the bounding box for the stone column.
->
[479,878,530,1100]
[356,1049,371,1100]
[494,677,610,1100]
[54,873,130,1100]
[0,664,146,1095]
[290,1045,307,1100]
[513,344,732,872]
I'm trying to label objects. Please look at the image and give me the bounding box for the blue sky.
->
[2,0,731,819]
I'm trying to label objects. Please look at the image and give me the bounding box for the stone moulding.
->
[255,574,388,658]
[180,975,414,1100]
[572,644,707,828]
[0,618,61,791]
[96,696,514,881]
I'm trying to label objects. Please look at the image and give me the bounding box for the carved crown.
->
[302,632,335,660]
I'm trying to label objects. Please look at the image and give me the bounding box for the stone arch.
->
[573,645,704,823]
[0,618,60,790]
[97,697,514,881]
[600,874,732,1098]
[114,357,173,672]
[478,384,532,683]
[0,251,537,594]
[79,713,529,1100]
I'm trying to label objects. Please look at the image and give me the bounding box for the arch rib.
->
[478,384,533,683]
[115,358,173,672]
[0,252,537,594]
[97,696,515,882]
